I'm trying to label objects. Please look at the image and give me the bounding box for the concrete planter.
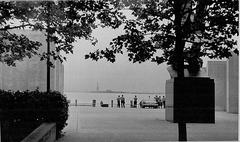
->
[21,123,56,142]
[165,77,215,123]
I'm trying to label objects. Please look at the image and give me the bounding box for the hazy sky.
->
[63,27,170,93]
[62,16,218,93]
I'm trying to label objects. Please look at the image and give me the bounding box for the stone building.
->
[208,54,239,113]
[0,30,64,93]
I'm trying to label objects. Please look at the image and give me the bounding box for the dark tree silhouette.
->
[86,0,238,77]
[0,1,42,66]
[1,1,125,92]
[0,1,125,65]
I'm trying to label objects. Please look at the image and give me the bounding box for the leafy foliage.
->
[86,0,238,75]
[0,1,125,66]
[0,1,42,66]
[0,90,69,141]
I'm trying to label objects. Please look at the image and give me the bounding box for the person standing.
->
[121,95,125,108]
[154,95,159,108]
[158,96,162,108]
[154,95,158,102]
[75,99,77,106]
[162,96,166,108]
[133,95,138,108]
[117,95,121,108]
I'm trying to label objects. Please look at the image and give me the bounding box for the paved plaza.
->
[57,106,238,142]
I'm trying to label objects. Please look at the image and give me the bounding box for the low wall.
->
[21,123,56,142]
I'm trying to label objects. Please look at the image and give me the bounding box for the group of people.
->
[154,95,166,108]
[117,95,138,108]
[116,95,165,108]
[117,95,125,108]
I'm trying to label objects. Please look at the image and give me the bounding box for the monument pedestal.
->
[165,77,215,123]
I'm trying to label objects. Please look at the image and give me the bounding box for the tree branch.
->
[184,39,201,44]
[0,24,33,31]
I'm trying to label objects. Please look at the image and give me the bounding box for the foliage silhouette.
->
[0,89,68,142]
[0,1,125,66]
[86,0,238,76]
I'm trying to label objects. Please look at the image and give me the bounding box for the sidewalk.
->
[57,106,238,142]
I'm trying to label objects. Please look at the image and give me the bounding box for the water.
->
[64,92,165,106]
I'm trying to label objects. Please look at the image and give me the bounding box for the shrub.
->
[0,89,69,142]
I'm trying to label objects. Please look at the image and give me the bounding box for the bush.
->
[0,89,69,142]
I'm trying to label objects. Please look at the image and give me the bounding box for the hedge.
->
[0,89,69,142]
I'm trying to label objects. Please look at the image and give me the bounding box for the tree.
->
[85,0,238,141]
[0,1,42,66]
[1,1,125,65]
[85,0,238,140]
[86,0,238,77]
[1,1,125,91]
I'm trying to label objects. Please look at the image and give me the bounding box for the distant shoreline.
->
[65,90,164,95]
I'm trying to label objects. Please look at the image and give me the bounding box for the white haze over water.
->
[63,27,170,93]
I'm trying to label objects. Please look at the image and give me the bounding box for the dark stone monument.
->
[165,77,215,123]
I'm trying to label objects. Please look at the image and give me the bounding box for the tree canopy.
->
[86,0,238,76]
[0,1,125,66]
[0,2,42,66]
[1,0,238,75]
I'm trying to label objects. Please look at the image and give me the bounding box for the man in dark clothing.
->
[121,95,125,108]
[117,95,121,108]
[133,95,138,108]
[162,96,166,108]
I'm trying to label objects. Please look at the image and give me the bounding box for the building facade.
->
[207,54,239,113]
[0,30,64,93]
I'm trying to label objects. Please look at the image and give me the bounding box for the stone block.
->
[165,77,215,123]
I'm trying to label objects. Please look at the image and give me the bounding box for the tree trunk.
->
[174,1,187,141]
[178,122,187,141]
[175,30,185,78]
[174,0,186,78]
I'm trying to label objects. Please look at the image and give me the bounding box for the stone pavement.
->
[57,106,238,142]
